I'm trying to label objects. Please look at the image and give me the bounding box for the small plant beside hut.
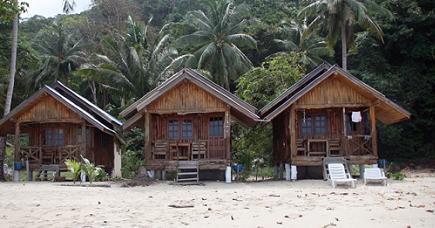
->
[64,155,107,185]
[64,159,81,184]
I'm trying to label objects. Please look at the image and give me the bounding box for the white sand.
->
[0,177,434,228]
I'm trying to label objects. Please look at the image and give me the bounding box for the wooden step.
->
[176,161,199,183]
[178,167,198,170]
[177,177,199,182]
[177,172,198,176]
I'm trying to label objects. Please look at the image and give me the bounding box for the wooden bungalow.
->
[260,63,410,175]
[0,82,123,178]
[121,68,259,179]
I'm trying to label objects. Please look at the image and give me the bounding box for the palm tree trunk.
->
[0,12,19,181]
[341,22,347,71]
[4,15,18,115]
[89,81,97,104]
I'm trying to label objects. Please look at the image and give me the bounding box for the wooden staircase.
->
[176,161,199,183]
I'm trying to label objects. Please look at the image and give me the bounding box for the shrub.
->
[387,171,406,181]
[64,159,81,184]
[122,128,145,178]
[95,167,109,181]
[81,155,99,185]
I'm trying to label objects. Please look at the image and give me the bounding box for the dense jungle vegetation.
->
[0,0,434,178]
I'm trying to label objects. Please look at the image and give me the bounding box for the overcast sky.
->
[22,0,92,18]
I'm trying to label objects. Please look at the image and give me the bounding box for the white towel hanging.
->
[351,111,362,122]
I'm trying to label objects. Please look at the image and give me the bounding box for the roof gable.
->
[147,80,228,114]
[121,68,260,124]
[0,85,117,136]
[261,64,411,124]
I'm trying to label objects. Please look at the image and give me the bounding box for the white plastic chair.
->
[327,163,357,188]
[364,167,387,185]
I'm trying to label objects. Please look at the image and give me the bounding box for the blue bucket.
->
[232,163,244,173]
[378,159,387,169]
[14,162,24,170]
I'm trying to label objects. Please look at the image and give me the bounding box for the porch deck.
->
[146,159,230,171]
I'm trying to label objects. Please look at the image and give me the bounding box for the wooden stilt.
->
[224,109,231,161]
[14,121,20,162]
[81,121,87,159]
[144,111,151,161]
[289,107,296,159]
[369,105,378,157]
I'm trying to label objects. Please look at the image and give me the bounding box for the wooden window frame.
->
[298,111,328,137]
[168,119,179,140]
[76,127,92,146]
[43,128,64,146]
[209,116,224,137]
[181,120,193,139]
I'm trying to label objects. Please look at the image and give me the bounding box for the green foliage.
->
[0,0,27,22]
[0,0,433,170]
[64,159,81,184]
[169,0,257,89]
[273,18,333,68]
[95,167,109,181]
[27,21,87,89]
[233,53,305,173]
[300,0,387,48]
[236,53,305,109]
[386,171,406,181]
[165,171,177,181]
[121,128,145,179]
[80,155,101,185]
[76,15,177,109]
[232,124,272,176]
[349,0,435,161]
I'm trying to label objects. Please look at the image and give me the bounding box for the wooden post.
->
[224,109,231,161]
[342,107,346,136]
[289,106,296,158]
[144,111,152,161]
[81,121,87,157]
[14,121,20,161]
[342,107,347,156]
[369,105,378,157]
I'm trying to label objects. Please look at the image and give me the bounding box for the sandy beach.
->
[0,176,434,228]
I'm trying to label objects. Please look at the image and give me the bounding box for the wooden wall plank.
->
[17,95,81,123]
[296,76,372,106]
[147,80,227,114]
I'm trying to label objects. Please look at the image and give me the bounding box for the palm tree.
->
[299,0,386,70]
[0,0,20,181]
[273,18,332,68]
[76,16,177,108]
[169,0,257,89]
[28,22,87,88]
[62,0,76,14]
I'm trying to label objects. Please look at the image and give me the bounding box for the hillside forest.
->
[0,0,434,177]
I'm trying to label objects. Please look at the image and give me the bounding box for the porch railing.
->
[343,135,372,156]
[295,135,373,157]
[19,144,82,165]
[151,138,227,161]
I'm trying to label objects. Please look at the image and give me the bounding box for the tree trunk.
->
[341,22,347,71]
[89,81,97,104]
[0,137,6,181]
[0,12,19,181]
